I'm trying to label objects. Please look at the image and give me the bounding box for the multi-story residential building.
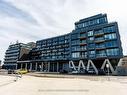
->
[14,14,123,74]
[3,42,35,70]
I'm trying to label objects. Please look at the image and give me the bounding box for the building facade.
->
[3,42,35,69]
[13,14,123,74]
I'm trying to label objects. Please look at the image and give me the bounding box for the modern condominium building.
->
[11,14,123,74]
[3,42,35,69]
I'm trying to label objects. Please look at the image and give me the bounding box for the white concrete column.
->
[48,62,50,72]
[101,59,114,74]
[21,64,23,70]
[15,64,17,70]
[78,60,85,71]
[25,63,27,70]
[87,60,98,75]
[41,62,43,71]
[35,63,38,71]
[30,63,32,71]
[57,62,59,72]
[69,61,76,71]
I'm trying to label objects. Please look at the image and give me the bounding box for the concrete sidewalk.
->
[0,74,127,95]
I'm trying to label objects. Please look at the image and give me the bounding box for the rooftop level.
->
[75,14,108,29]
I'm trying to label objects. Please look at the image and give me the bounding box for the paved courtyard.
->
[0,74,127,95]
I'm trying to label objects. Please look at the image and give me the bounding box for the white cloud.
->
[0,0,127,63]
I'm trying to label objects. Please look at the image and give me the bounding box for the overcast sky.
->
[0,0,127,63]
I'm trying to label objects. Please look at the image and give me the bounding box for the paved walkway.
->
[0,74,127,95]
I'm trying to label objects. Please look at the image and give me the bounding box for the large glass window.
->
[71,33,79,39]
[95,37,104,41]
[71,46,80,51]
[96,50,106,57]
[80,39,86,44]
[88,37,94,43]
[104,33,116,40]
[80,52,87,58]
[105,41,118,47]
[71,40,79,45]
[80,33,86,38]
[96,43,105,48]
[104,26,115,33]
[88,30,93,36]
[89,50,95,58]
[72,52,80,58]
[94,29,103,35]
[106,48,119,56]
[80,46,87,50]
[76,23,84,29]
[89,44,95,49]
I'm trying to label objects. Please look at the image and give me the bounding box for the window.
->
[96,50,106,57]
[89,44,95,49]
[80,52,87,58]
[65,35,69,39]
[71,33,79,39]
[94,29,103,35]
[80,40,86,44]
[105,41,118,47]
[95,37,104,41]
[76,23,84,29]
[104,33,116,40]
[71,40,79,45]
[80,33,86,38]
[104,26,115,33]
[89,50,95,58]
[96,43,105,48]
[88,30,93,36]
[71,46,80,51]
[106,48,119,56]
[88,37,94,43]
[59,37,64,41]
[72,52,80,58]
[80,46,87,50]
[96,19,100,24]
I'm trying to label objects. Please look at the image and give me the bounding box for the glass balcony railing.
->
[96,45,106,49]
[80,34,86,39]
[96,54,106,58]
[5,53,19,57]
[94,30,104,36]
[95,37,105,43]
[6,49,19,54]
[80,40,87,45]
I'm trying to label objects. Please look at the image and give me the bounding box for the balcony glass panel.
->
[106,48,119,56]
[104,26,116,33]
[104,33,117,40]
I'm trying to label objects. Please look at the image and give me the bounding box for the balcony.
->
[94,30,104,36]
[96,54,106,58]
[80,34,87,39]
[6,49,19,54]
[80,48,87,51]
[80,40,87,45]
[95,37,105,43]
[80,55,87,59]
[96,45,106,50]
[5,56,18,60]
[4,60,17,63]
[80,43,87,46]
[89,54,95,58]
[5,53,19,57]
